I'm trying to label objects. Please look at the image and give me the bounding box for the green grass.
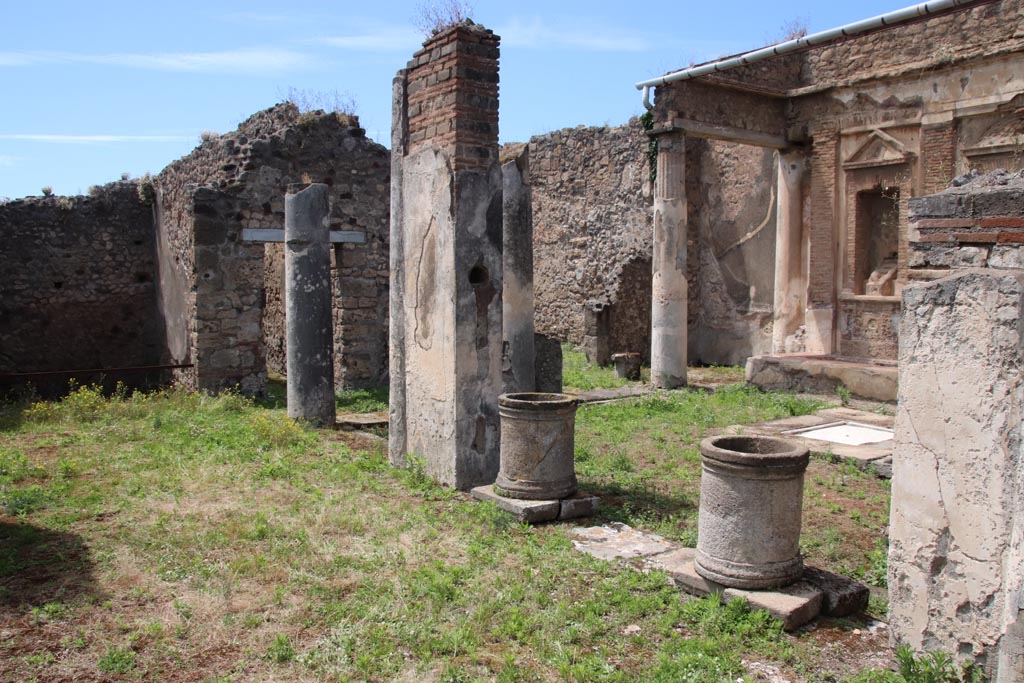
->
[574,384,825,541]
[335,386,388,413]
[562,345,636,391]
[0,382,894,682]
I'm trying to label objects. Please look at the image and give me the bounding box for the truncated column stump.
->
[695,435,809,589]
[472,392,599,522]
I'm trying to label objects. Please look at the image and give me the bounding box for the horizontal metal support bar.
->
[0,363,194,379]
[242,228,366,244]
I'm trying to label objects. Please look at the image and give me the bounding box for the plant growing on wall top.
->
[641,111,658,184]
[282,87,357,117]
[413,0,475,36]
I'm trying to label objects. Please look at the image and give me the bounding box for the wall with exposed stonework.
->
[0,182,166,394]
[530,121,653,357]
[155,104,390,393]
[528,121,776,366]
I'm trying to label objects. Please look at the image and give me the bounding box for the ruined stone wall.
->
[798,1,1022,92]
[0,182,165,393]
[529,122,776,365]
[891,170,1024,680]
[909,169,1024,273]
[156,104,390,392]
[530,121,653,356]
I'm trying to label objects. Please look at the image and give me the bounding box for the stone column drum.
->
[285,182,335,427]
[695,435,809,589]
[495,393,578,500]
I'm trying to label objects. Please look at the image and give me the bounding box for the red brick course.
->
[405,24,499,171]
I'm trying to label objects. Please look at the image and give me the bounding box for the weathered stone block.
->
[891,269,1024,678]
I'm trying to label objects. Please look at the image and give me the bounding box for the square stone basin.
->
[783,421,894,446]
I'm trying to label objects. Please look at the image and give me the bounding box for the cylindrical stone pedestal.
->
[495,393,578,500]
[285,183,335,427]
[611,352,641,380]
[695,435,809,589]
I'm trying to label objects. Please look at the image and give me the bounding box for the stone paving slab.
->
[571,522,676,561]
[644,547,823,631]
[335,412,389,430]
[570,524,872,631]
[470,485,599,524]
[802,566,870,617]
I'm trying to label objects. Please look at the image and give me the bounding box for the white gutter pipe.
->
[637,0,983,109]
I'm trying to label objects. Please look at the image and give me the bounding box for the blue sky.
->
[1,0,909,200]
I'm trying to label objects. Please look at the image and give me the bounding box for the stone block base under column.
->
[471,485,599,523]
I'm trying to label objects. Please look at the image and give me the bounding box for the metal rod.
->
[0,364,193,379]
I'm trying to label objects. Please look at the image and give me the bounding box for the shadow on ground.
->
[0,520,103,613]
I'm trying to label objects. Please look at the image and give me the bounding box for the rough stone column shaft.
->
[502,147,536,394]
[772,150,806,354]
[651,133,688,388]
[388,72,409,466]
[285,183,335,426]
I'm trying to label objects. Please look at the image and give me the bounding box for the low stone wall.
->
[0,182,165,394]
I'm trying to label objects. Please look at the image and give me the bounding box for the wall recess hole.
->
[468,265,488,287]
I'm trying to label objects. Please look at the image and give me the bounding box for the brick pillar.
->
[651,132,688,388]
[921,121,956,196]
[804,130,838,355]
[389,23,503,490]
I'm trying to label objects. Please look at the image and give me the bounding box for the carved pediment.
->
[843,129,915,170]
[963,108,1024,159]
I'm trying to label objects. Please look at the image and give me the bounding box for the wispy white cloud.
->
[220,12,297,24]
[497,17,651,52]
[0,155,21,166]
[0,134,193,144]
[0,47,314,74]
[315,25,421,52]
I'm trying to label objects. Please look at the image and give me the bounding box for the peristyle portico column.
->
[772,149,806,354]
[650,132,688,388]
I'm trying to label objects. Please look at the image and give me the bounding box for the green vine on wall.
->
[640,111,658,184]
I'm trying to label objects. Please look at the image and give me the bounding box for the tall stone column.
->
[502,146,535,394]
[388,71,409,466]
[389,23,503,490]
[285,183,335,426]
[772,150,806,354]
[650,133,688,388]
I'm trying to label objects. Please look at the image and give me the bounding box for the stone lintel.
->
[669,117,789,149]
